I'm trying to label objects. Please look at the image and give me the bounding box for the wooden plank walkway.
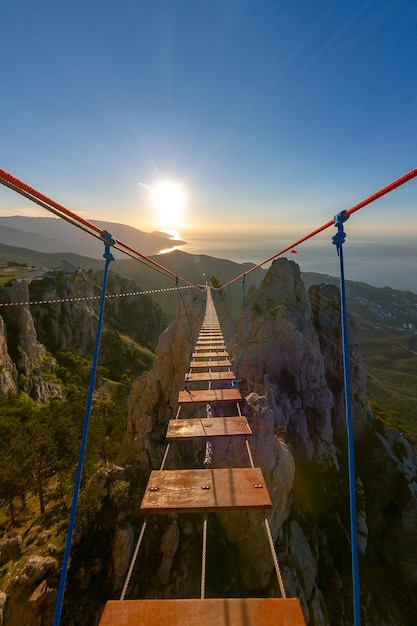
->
[190,359,231,368]
[185,371,234,382]
[140,468,272,513]
[166,416,252,439]
[178,389,242,404]
[192,350,229,358]
[100,286,307,626]
[100,598,307,626]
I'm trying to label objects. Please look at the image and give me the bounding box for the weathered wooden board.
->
[190,360,231,368]
[99,598,307,626]
[192,351,229,358]
[190,359,232,369]
[196,339,225,344]
[185,371,235,382]
[140,467,272,513]
[166,416,252,439]
[178,389,242,404]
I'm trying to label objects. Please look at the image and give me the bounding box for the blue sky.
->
[1,0,417,290]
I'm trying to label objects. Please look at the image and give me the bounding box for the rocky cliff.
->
[0,269,167,402]
[2,259,416,625]
[0,269,169,625]
[111,258,417,625]
[0,281,62,403]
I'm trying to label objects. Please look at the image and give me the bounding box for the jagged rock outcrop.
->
[118,288,206,470]
[0,269,167,403]
[0,537,22,566]
[29,270,165,379]
[237,260,338,466]
[114,257,417,626]
[28,270,167,356]
[0,282,62,402]
[5,258,414,625]
[2,555,57,626]
[0,316,17,395]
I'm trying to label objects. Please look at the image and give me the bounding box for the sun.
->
[151,181,185,231]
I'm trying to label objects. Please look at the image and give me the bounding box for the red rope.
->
[345,167,417,217]
[220,167,417,289]
[0,168,195,287]
[0,168,103,235]
[2,166,417,290]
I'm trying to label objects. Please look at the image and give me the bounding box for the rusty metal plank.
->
[140,468,272,513]
[190,360,231,368]
[185,371,235,382]
[166,417,252,439]
[99,598,307,626]
[178,389,242,404]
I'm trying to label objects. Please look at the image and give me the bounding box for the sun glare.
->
[151,181,185,230]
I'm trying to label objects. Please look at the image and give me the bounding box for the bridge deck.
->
[140,467,272,513]
[178,389,242,404]
[190,360,231,368]
[185,371,234,382]
[99,598,307,626]
[166,416,252,439]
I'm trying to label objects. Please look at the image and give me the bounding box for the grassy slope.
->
[356,319,417,441]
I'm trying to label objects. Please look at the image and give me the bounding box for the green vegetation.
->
[0,378,129,530]
[0,261,34,286]
[358,326,417,443]
[0,267,164,598]
[304,272,417,445]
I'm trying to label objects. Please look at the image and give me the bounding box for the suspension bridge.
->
[1,166,417,626]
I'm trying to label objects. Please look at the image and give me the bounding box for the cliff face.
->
[116,258,417,626]
[0,270,169,625]
[0,270,167,402]
[0,281,62,402]
[29,270,166,379]
[0,315,17,395]
[3,260,415,625]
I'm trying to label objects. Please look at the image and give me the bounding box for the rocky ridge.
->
[0,281,62,403]
[1,259,416,625]
[114,258,417,625]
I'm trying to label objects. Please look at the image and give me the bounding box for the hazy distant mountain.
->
[0,216,185,258]
[2,239,417,440]
[0,241,266,319]
[0,241,265,296]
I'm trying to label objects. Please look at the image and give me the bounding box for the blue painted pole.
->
[53,232,115,626]
[333,212,361,626]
